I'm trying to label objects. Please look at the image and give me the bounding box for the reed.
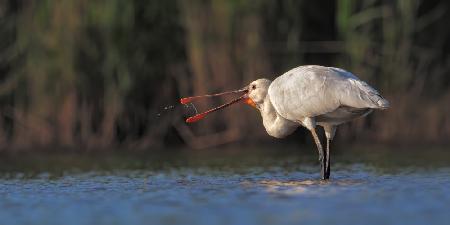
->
[0,0,449,150]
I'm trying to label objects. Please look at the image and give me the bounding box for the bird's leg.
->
[310,128,326,180]
[323,125,336,180]
[324,137,331,179]
[310,128,323,162]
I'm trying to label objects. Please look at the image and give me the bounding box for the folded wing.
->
[268,65,389,122]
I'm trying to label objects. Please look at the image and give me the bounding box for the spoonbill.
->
[181,65,389,180]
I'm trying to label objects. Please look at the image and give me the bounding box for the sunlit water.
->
[0,147,449,225]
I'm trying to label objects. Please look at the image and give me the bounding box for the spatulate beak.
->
[181,87,250,123]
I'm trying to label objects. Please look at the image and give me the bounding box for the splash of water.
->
[156,103,197,118]
[187,103,198,114]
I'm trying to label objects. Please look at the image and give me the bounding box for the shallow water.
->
[0,147,449,225]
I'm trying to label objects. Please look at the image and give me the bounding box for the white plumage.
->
[246,65,389,179]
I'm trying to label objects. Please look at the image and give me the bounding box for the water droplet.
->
[154,103,198,119]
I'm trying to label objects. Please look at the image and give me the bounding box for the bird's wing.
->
[268,65,341,121]
[268,65,388,122]
[329,67,389,109]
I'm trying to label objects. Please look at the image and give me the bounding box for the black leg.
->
[321,153,327,180]
[310,128,326,180]
[324,138,331,179]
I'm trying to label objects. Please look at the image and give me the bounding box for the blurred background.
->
[2,2,450,224]
[1,0,450,151]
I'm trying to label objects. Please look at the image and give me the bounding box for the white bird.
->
[182,65,389,180]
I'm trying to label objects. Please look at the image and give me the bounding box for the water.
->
[0,147,449,225]
[155,103,197,118]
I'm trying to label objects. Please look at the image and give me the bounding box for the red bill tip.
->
[186,114,206,123]
[180,97,193,104]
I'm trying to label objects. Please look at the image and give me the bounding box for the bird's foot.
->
[321,173,330,180]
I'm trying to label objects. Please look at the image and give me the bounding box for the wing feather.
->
[268,65,387,121]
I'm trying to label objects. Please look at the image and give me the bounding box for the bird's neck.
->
[260,95,298,138]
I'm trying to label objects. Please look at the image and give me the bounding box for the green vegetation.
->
[0,0,449,150]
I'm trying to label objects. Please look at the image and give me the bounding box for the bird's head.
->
[180,78,271,123]
[245,79,271,110]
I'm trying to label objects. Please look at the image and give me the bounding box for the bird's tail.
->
[375,97,390,109]
[353,80,390,109]
[366,90,389,109]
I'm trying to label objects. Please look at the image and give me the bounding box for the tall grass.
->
[0,0,449,150]
[336,0,450,143]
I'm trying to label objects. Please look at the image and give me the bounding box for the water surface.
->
[0,146,449,225]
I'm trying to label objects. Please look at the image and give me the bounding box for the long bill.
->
[184,94,247,123]
[180,89,247,104]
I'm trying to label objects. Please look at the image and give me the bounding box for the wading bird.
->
[181,65,389,180]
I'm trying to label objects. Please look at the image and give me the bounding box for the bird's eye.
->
[251,85,256,90]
